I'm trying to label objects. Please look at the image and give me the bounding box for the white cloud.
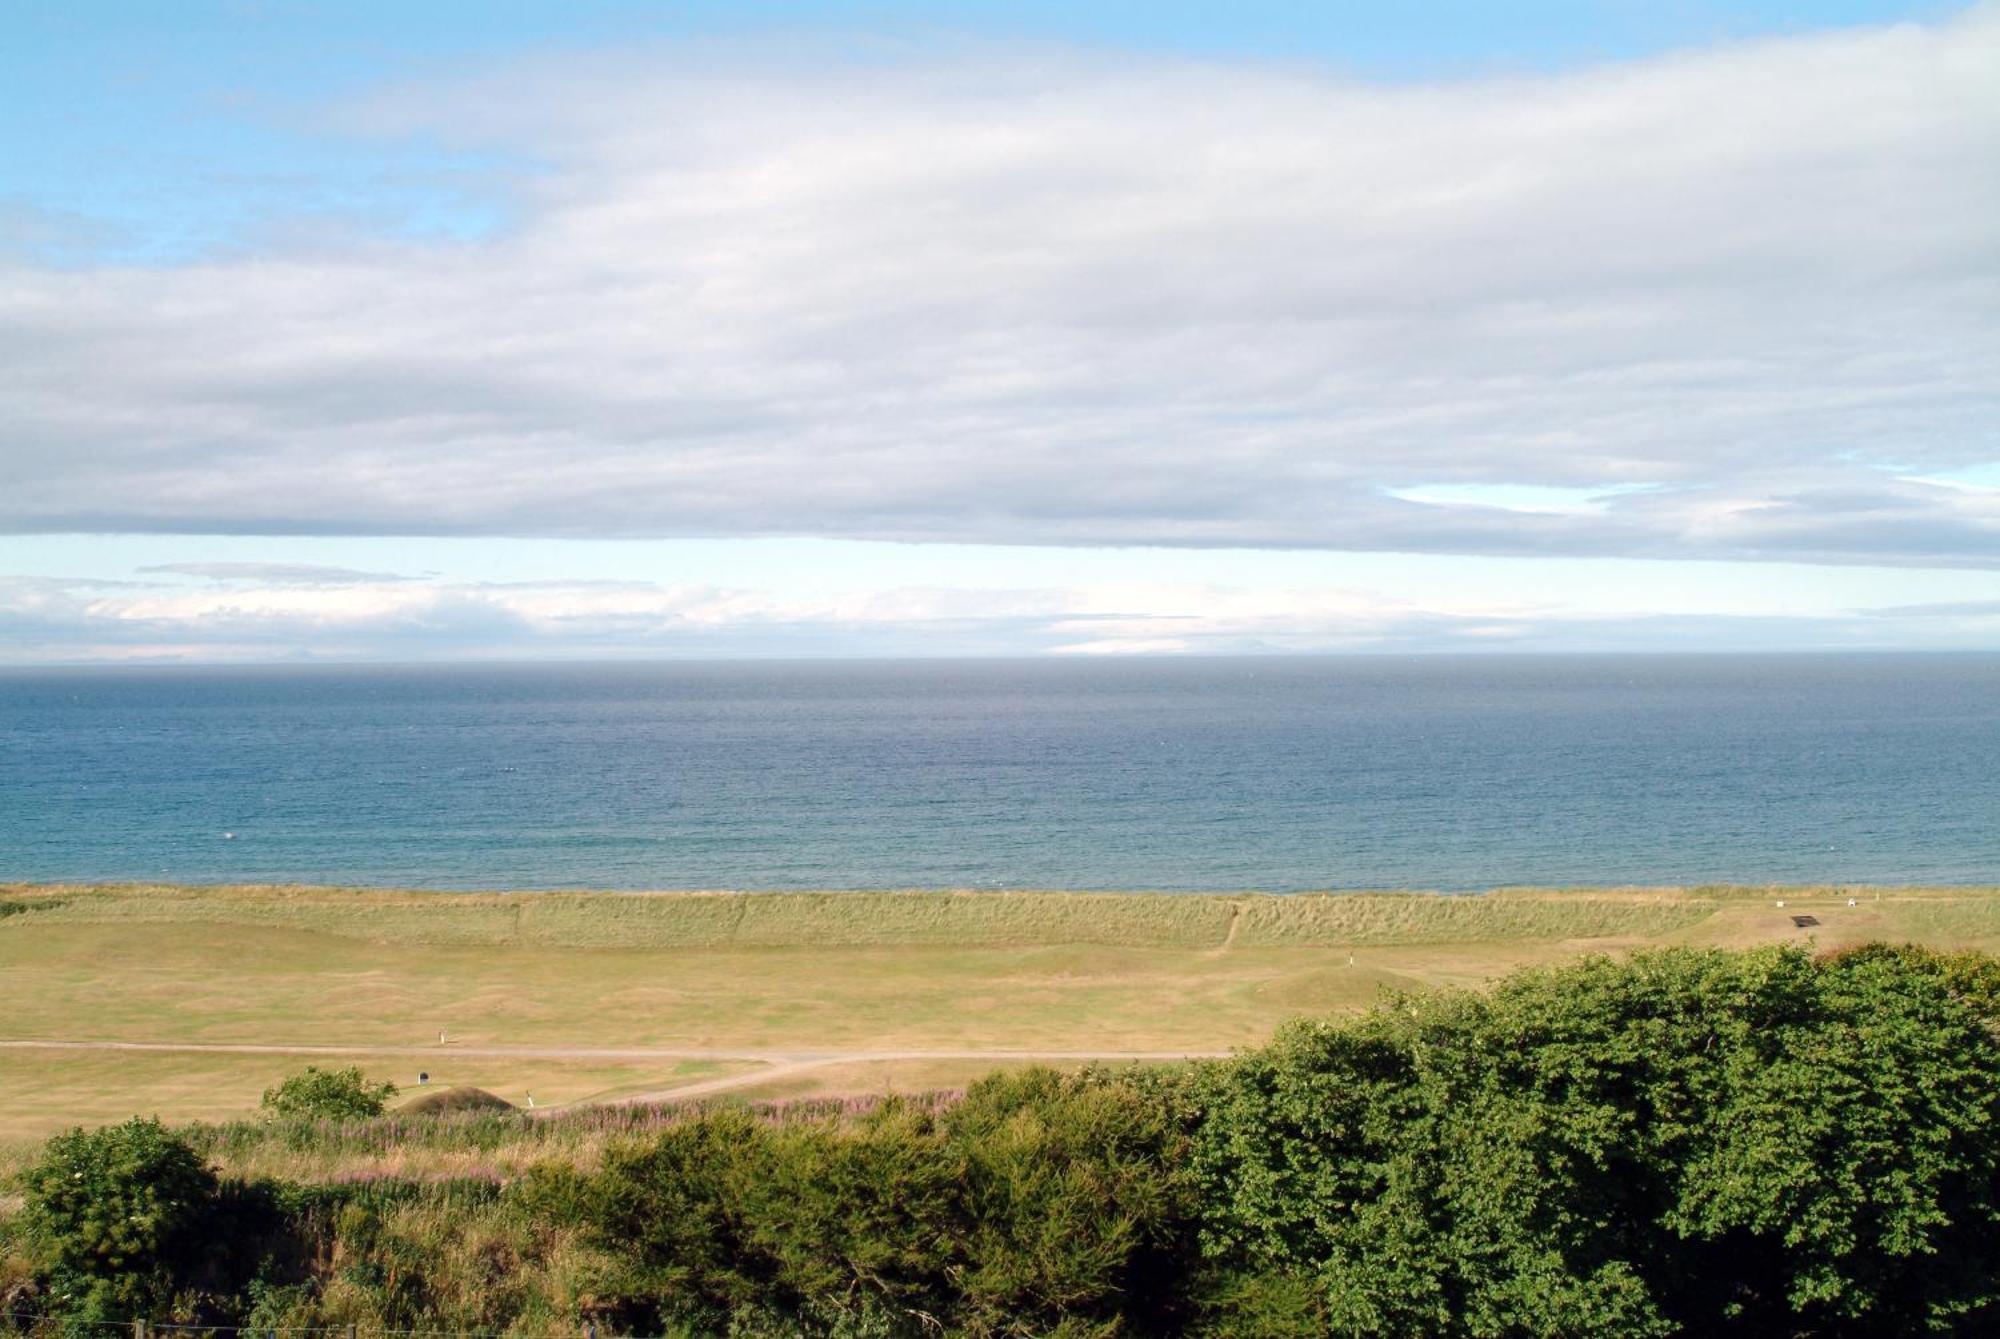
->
[135,561,418,583]
[1,11,1996,565]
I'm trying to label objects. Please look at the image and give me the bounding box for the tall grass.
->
[1231,891,1716,945]
[0,885,1239,948]
[179,1092,969,1184]
[11,884,2000,956]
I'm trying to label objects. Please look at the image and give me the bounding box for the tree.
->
[260,1066,398,1120]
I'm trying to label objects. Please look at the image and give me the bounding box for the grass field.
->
[4,882,1999,1155]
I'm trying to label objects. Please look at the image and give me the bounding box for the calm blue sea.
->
[1,655,1996,891]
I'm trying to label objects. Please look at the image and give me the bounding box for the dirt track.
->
[0,1038,1231,1103]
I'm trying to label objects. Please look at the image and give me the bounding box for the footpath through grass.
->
[3,882,1997,1141]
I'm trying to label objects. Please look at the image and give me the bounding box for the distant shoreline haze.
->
[2,653,1996,890]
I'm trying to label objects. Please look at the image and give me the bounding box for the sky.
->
[2,1,1997,662]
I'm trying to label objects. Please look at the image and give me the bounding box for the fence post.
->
[346,1326,358,1339]
[133,1321,147,1339]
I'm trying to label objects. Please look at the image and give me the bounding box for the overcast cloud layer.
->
[3,11,1998,565]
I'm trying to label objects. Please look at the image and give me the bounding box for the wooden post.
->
[346,1325,358,1339]
[132,1320,146,1339]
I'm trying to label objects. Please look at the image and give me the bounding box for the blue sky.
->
[2,1,1996,660]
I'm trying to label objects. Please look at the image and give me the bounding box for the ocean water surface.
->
[1,654,1995,891]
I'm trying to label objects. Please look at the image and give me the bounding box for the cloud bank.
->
[6,567,1998,663]
[3,12,1996,564]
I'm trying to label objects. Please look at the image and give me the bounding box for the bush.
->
[1191,944,2000,1336]
[577,1074,1199,1336]
[942,1067,1199,1335]
[17,1118,223,1322]
[587,1108,773,1330]
[743,1100,962,1328]
[261,1066,398,1120]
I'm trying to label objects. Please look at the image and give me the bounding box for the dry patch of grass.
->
[0,1048,763,1144]
[720,1056,1094,1105]
[0,1083,964,1187]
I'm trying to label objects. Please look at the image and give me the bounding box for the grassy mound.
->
[398,1086,515,1117]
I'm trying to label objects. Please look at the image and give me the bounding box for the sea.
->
[1,654,1996,892]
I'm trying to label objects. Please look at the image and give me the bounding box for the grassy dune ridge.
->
[3,882,1999,1143]
[1,880,1952,947]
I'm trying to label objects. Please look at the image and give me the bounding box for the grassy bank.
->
[3,882,1998,1140]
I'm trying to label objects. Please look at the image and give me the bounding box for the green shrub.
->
[1191,944,2000,1336]
[17,1118,223,1322]
[576,1073,1199,1336]
[506,1159,599,1228]
[587,1108,774,1329]
[943,1067,1199,1335]
[261,1066,398,1120]
[744,1101,962,1328]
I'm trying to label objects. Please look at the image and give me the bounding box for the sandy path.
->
[0,1037,1231,1104]
[0,1039,1223,1063]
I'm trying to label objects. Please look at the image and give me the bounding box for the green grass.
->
[0,885,1238,947]
[4,882,2000,1143]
